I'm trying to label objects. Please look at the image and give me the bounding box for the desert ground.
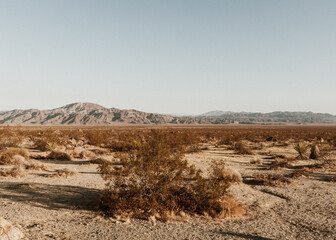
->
[0,126,335,240]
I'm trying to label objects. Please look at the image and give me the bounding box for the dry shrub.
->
[85,131,106,146]
[185,144,201,153]
[78,150,96,159]
[34,139,58,151]
[47,151,72,161]
[99,130,242,221]
[251,142,265,150]
[318,143,333,159]
[249,159,262,165]
[289,167,311,179]
[210,162,242,184]
[294,142,309,159]
[89,148,109,155]
[308,160,336,172]
[232,141,253,155]
[268,158,294,170]
[252,173,292,186]
[46,168,77,178]
[0,148,29,165]
[216,195,245,218]
[0,127,24,148]
[90,157,111,164]
[0,165,26,178]
[24,162,48,171]
[328,176,336,182]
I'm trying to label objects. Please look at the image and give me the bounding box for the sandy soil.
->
[0,143,335,240]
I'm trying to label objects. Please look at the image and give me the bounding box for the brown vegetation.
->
[47,151,72,161]
[0,165,26,178]
[99,130,243,221]
[0,148,29,165]
[0,125,335,225]
[46,168,78,178]
[252,174,292,186]
[294,142,309,159]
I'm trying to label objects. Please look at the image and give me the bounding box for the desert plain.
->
[0,125,335,240]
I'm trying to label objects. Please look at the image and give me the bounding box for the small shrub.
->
[0,164,26,178]
[328,176,336,182]
[185,144,201,153]
[232,141,253,155]
[249,159,262,165]
[78,150,96,159]
[252,173,292,186]
[0,148,29,165]
[308,160,336,172]
[47,151,72,161]
[24,162,48,171]
[289,168,311,178]
[294,142,309,159]
[46,168,77,178]
[268,158,294,170]
[85,131,106,146]
[210,162,242,184]
[90,157,111,164]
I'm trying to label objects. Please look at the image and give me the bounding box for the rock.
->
[310,144,320,159]
[0,217,24,240]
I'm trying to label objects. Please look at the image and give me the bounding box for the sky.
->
[0,0,335,115]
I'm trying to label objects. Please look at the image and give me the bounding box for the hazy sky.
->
[0,0,335,115]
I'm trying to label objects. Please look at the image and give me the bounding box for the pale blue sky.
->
[0,0,335,114]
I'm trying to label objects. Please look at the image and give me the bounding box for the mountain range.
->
[0,102,335,125]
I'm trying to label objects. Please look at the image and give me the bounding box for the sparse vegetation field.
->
[0,125,335,239]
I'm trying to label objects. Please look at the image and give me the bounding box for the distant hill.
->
[198,111,336,124]
[0,103,335,125]
[0,102,199,125]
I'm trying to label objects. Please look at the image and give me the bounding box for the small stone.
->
[0,217,24,240]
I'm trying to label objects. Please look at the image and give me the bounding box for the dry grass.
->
[249,159,262,165]
[289,167,312,179]
[232,141,253,155]
[34,139,58,151]
[268,158,294,170]
[328,176,336,182]
[89,157,111,164]
[47,151,72,161]
[252,173,292,186]
[0,165,26,178]
[24,162,48,171]
[210,162,243,184]
[215,195,245,219]
[308,160,336,172]
[45,168,77,178]
[0,148,29,165]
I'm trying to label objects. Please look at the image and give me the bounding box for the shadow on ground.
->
[213,230,273,240]
[0,182,100,211]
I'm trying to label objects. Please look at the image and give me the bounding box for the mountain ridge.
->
[0,102,335,125]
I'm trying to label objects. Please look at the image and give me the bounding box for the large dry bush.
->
[99,130,243,221]
[0,127,24,148]
[0,148,29,165]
